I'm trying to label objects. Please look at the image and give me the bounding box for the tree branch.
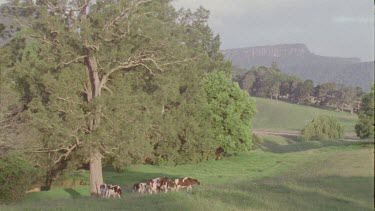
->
[160,57,196,67]
[55,55,87,69]
[99,61,137,88]
[102,85,113,95]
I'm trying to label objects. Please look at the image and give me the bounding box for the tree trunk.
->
[85,50,104,196]
[43,171,53,191]
[90,150,104,196]
[80,4,105,197]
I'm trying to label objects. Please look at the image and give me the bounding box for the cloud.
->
[332,16,374,24]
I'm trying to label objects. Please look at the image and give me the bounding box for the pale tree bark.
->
[90,149,103,196]
[84,50,105,195]
[79,0,105,195]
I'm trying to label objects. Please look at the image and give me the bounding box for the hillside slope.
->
[223,44,374,91]
[252,97,358,134]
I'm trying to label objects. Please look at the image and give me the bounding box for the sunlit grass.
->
[253,97,358,134]
[3,137,373,211]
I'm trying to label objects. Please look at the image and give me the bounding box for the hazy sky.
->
[1,0,373,61]
[173,0,374,61]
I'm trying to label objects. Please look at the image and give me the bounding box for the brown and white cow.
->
[100,184,122,198]
[146,178,161,194]
[159,177,174,192]
[133,182,148,194]
[146,177,172,194]
[174,177,200,192]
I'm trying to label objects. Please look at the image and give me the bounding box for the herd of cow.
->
[99,177,200,198]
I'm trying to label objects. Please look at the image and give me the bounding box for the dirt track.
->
[253,130,359,140]
[253,130,299,137]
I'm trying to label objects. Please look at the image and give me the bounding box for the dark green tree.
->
[201,71,256,152]
[0,153,38,203]
[1,0,227,195]
[314,82,337,107]
[294,79,314,104]
[355,85,374,139]
[337,85,359,114]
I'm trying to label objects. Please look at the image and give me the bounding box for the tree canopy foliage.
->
[235,65,364,113]
[355,84,375,139]
[201,72,256,152]
[0,0,255,196]
[0,153,38,203]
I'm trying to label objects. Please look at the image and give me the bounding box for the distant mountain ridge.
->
[223,44,374,91]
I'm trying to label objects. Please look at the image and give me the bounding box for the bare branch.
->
[139,63,155,75]
[55,55,87,69]
[52,142,78,165]
[140,58,164,72]
[84,42,99,51]
[102,85,113,95]
[134,0,153,7]
[103,6,132,31]
[160,57,196,67]
[99,61,137,88]
[15,18,30,28]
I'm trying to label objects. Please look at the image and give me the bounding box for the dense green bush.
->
[301,115,344,141]
[355,85,374,139]
[0,154,38,203]
[201,71,256,152]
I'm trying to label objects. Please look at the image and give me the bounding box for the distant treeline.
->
[233,63,365,114]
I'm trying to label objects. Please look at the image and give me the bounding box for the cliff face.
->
[223,44,373,91]
[223,43,311,59]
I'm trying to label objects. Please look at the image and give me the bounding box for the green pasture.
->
[2,135,373,211]
[252,97,358,135]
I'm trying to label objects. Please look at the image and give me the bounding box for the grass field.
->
[2,135,373,211]
[252,97,359,135]
[1,98,372,210]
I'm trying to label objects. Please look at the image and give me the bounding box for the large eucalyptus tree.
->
[3,0,211,195]
[1,0,255,196]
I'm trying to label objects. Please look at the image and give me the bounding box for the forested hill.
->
[223,44,374,91]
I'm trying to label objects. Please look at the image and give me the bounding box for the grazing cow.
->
[100,184,108,197]
[147,178,161,194]
[133,182,148,194]
[100,184,122,198]
[164,180,175,192]
[159,177,174,192]
[174,177,200,192]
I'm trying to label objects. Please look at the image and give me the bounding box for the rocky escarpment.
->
[223,44,373,91]
[223,43,310,59]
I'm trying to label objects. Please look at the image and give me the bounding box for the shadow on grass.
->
[64,188,81,199]
[258,138,374,154]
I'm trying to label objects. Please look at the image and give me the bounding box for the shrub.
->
[301,115,344,141]
[0,154,38,203]
[201,71,256,152]
[355,85,374,139]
